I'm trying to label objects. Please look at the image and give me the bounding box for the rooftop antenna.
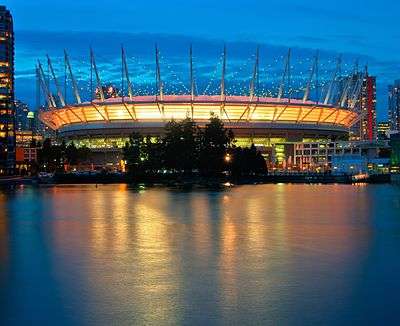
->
[121,46,133,100]
[339,75,352,108]
[303,50,318,103]
[90,48,93,101]
[155,44,163,101]
[249,45,259,101]
[155,44,164,117]
[37,60,56,108]
[220,44,229,119]
[189,44,195,118]
[288,49,292,102]
[121,46,124,99]
[278,48,291,101]
[46,58,50,93]
[190,44,195,100]
[238,46,260,122]
[315,51,319,103]
[64,53,67,102]
[354,58,359,74]
[349,71,363,110]
[64,50,81,104]
[47,54,66,107]
[35,65,41,110]
[340,60,359,108]
[220,44,226,102]
[324,55,341,105]
[90,47,104,102]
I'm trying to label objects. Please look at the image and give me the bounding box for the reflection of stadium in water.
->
[2,184,382,325]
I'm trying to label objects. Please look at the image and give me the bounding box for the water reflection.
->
[0,192,9,269]
[1,184,400,325]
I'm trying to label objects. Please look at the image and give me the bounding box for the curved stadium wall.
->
[39,95,357,149]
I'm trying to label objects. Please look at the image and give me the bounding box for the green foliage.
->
[229,144,267,176]
[38,116,267,177]
[122,115,267,177]
[390,137,400,166]
[38,138,93,172]
[65,142,91,165]
[123,132,145,174]
[65,142,78,165]
[163,118,199,172]
[38,138,65,172]
[77,146,91,163]
[142,136,163,173]
[198,114,232,174]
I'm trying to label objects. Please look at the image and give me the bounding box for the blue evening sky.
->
[4,0,400,120]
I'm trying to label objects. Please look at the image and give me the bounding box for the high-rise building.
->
[377,121,390,140]
[0,6,14,174]
[388,80,400,132]
[390,133,400,173]
[350,72,377,141]
[15,100,29,131]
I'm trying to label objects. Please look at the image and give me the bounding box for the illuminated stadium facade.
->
[37,46,364,166]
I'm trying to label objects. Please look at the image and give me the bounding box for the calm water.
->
[1,183,400,325]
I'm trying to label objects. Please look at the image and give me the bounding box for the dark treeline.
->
[37,139,91,172]
[123,115,267,177]
[32,115,267,179]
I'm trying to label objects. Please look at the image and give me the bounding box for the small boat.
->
[38,172,55,184]
[352,173,369,182]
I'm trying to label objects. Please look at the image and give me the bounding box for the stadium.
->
[37,47,362,167]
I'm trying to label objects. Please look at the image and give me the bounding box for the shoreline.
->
[0,173,395,186]
[52,172,394,185]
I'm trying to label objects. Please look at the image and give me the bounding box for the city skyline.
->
[0,5,15,174]
[2,4,400,325]
[5,0,400,120]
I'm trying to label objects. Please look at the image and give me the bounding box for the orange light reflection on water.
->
[0,193,8,266]
[39,184,373,323]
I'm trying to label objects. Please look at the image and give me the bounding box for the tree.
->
[142,136,163,173]
[77,146,91,163]
[163,118,199,172]
[229,144,267,176]
[198,114,231,175]
[65,142,79,165]
[38,138,52,169]
[38,138,65,172]
[123,132,145,174]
